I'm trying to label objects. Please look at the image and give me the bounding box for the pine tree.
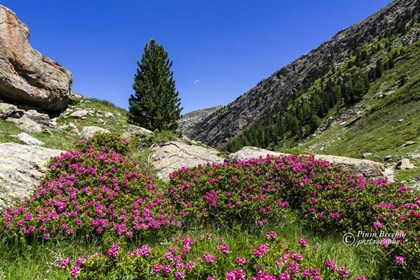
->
[128,39,182,131]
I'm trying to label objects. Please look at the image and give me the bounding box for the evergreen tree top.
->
[128,39,182,132]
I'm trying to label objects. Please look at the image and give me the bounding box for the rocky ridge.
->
[184,0,419,147]
[179,105,224,137]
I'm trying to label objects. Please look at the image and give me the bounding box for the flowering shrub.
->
[74,132,130,155]
[168,159,289,227]
[169,154,408,234]
[168,154,419,278]
[0,148,418,278]
[374,196,420,278]
[60,231,365,279]
[0,149,181,242]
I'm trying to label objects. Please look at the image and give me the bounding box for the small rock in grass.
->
[398,158,415,170]
[402,141,416,147]
[24,110,50,125]
[7,116,43,133]
[0,103,18,119]
[70,109,89,118]
[80,126,111,139]
[16,132,44,146]
[363,153,372,158]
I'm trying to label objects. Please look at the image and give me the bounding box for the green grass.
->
[0,237,104,280]
[0,97,129,151]
[0,121,23,143]
[57,98,128,135]
[0,210,386,279]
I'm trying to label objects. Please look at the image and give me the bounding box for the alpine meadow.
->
[0,1,419,280]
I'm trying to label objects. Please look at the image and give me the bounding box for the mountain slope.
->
[185,0,419,149]
[179,105,224,137]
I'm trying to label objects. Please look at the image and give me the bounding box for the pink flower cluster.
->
[253,243,270,258]
[60,231,361,280]
[1,149,183,241]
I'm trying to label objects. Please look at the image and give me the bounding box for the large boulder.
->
[150,138,224,180]
[228,146,385,179]
[227,146,287,162]
[0,5,72,111]
[314,154,385,179]
[0,143,63,207]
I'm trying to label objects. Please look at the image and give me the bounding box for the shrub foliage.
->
[0,137,418,278]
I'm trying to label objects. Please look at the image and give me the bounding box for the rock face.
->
[228,146,385,179]
[149,144,386,181]
[0,143,63,207]
[0,5,72,111]
[149,138,224,180]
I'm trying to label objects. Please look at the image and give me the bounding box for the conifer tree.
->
[128,39,182,131]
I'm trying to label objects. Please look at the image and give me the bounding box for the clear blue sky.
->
[2,0,392,113]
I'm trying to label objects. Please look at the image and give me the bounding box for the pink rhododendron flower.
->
[325,259,338,272]
[395,255,405,265]
[373,221,383,229]
[60,258,71,268]
[339,267,350,278]
[217,244,230,253]
[69,266,81,278]
[299,237,307,246]
[236,256,246,266]
[175,271,185,279]
[253,244,270,258]
[107,243,120,258]
[151,264,161,274]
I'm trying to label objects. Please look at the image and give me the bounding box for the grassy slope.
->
[295,40,420,182]
[0,98,128,151]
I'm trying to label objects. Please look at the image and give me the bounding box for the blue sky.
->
[2,0,392,113]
